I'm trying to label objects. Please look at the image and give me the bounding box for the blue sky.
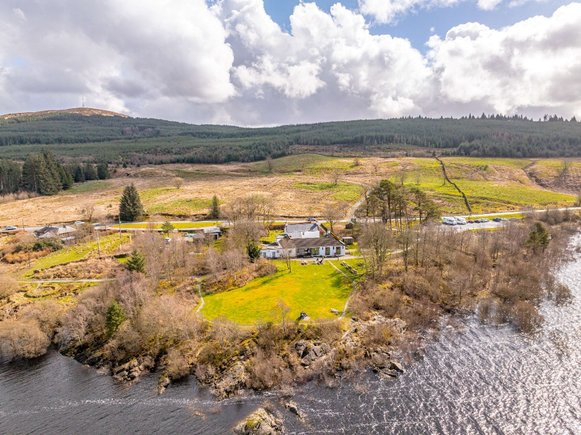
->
[264,0,573,51]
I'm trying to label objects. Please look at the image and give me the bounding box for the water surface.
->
[2,235,580,434]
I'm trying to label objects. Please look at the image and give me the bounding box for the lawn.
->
[24,233,130,277]
[202,260,353,325]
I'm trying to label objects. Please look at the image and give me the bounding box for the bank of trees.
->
[2,112,581,164]
[0,153,110,196]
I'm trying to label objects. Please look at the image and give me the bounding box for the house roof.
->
[35,225,76,238]
[284,222,319,234]
[280,235,343,249]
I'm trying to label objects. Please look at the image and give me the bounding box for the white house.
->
[284,222,321,239]
[260,235,345,259]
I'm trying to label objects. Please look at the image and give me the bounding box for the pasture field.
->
[201,259,360,325]
[0,154,578,226]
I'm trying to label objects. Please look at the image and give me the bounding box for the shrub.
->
[0,274,18,299]
[0,319,50,361]
[511,301,544,333]
[165,347,191,381]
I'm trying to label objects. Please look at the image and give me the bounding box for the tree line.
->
[0,152,110,196]
[2,112,581,164]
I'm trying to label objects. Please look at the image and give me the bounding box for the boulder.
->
[388,360,405,373]
[213,362,247,399]
[284,400,305,420]
[234,407,284,435]
[157,374,171,395]
[294,340,309,358]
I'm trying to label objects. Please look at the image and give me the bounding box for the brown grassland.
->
[0,155,579,226]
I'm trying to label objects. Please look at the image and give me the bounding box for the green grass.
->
[396,157,577,213]
[62,180,113,195]
[140,187,176,202]
[293,181,363,202]
[202,260,353,325]
[261,230,284,243]
[443,157,533,169]
[147,198,211,216]
[24,233,130,277]
[468,212,525,220]
[251,154,354,174]
[112,221,222,230]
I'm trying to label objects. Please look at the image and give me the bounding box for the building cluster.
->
[260,221,346,259]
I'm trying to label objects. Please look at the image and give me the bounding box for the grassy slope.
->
[396,157,577,213]
[24,233,130,277]
[202,260,353,324]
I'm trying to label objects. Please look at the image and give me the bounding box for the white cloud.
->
[217,0,430,122]
[477,0,504,10]
[358,0,462,24]
[427,2,581,115]
[0,0,580,124]
[0,0,235,114]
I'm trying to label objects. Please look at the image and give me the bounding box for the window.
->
[325,247,331,256]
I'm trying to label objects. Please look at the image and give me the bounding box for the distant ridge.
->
[0,107,130,120]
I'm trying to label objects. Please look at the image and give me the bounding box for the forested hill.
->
[0,108,580,163]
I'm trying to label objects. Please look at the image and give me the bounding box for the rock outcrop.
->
[234,407,284,435]
[112,356,154,382]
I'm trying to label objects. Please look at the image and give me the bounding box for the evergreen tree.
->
[119,184,144,222]
[247,241,261,262]
[126,250,146,273]
[106,301,126,337]
[21,154,42,193]
[527,223,550,253]
[0,160,22,195]
[21,153,60,195]
[41,151,62,192]
[97,162,110,180]
[73,164,85,182]
[208,195,220,219]
[59,165,74,190]
[84,163,98,181]
[161,221,174,235]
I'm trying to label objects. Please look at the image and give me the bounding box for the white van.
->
[454,217,467,225]
[442,217,457,225]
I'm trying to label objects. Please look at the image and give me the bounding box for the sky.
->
[0,0,580,125]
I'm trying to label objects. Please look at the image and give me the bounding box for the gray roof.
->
[284,222,319,233]
[280,235,343,249]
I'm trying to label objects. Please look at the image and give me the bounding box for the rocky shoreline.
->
[81,314,409,402]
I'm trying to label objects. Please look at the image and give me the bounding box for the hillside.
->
[0,107,130,120]
[0,109,580,164]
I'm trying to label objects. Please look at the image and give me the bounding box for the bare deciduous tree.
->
[359,222,392,278]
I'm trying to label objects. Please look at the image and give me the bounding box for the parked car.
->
[467,220,474,224]
[454,217,467,225]
[492,217,503,222]
[442,217,457,225]
[74,221,85,225]
[476,218,490,223]
[4,225,17,231]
